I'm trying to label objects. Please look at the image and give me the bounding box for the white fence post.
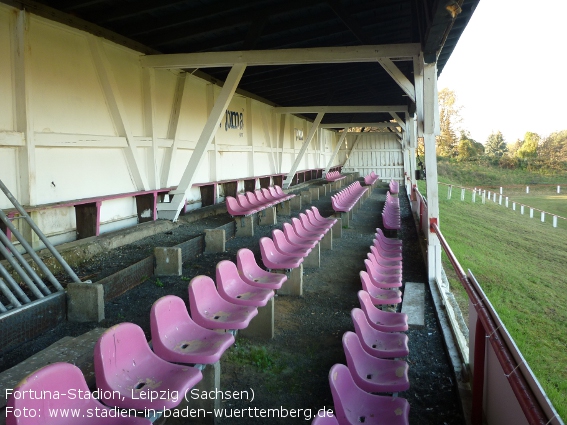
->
[472,191,476,203]
[526,186,529,194]
[493,193,497,202]
[558,185,561,194]
[512,202,516,211]
[553,215,558,228]
[521,205,525,215]
[447,185,452,199]
[541,212,545,222]
[461,188,465,201]
[500,186,503,194]
[530,208,534,218]
[482,191,486,204]
[505,197,508,207]
[499,194,502,205]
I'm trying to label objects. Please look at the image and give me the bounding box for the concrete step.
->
[0,327,106,409]
[401,282,425,328]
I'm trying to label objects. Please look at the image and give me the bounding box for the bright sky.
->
[437,0,567,145]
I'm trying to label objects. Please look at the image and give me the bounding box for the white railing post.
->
[505,197,508,207]
[499,194,502,205]
[447,185,452,199]
[530,208,534,218]
[558,185,561,194]
[512,202,516,211]
[526,185,529,194]
[493,192,497,202]
[461,188,465,201]
[521,205,524,214]
[500,186,503,194]
[472,190,476,203]
[541,212,545,222]
[553,215,558,227]
[482,191,486,204]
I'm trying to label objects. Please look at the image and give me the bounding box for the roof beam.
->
[377,58,416,102]
[273,105,408,114]
[319,122,401,129]
[141,44,421,69]
[390,112,406,131]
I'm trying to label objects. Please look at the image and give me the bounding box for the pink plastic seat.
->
[236,193,260,213]
[369,246,402,269]
[188,276,258,330]
[305,209,334,230]
[283,222,319,248]
[272,229,311,257]
[275,185,295,200]
[360,271,402,304]
[374,233,402,252]
[6,362,151,425]
[216,260,274,306]
[94,322,202,410]
[312,411,339,425]
[351,308,409,358]
[300,213,330,233]
[311,206,337,226]
[150,295,235,364]
[372,239,402,260]
[358,291,408,332]
[268,186,288,201]
[364,259,402,288]
[292,217,324,240]
[259,237,304,270]
[329,364,410,425]
[245,192,266,209]
[342,332,409,393]
[375,228,402,246]
[226,196,256,216]
[254,189,277,207]
[236,248,287,290]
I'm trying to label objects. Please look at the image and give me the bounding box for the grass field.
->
[418,163,567,420]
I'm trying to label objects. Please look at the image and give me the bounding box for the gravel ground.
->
[1,182,465,425]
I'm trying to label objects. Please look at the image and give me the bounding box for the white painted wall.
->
[341,133,404,181]
[0,4,342,244]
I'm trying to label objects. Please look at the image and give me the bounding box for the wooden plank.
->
[141,44,421,69]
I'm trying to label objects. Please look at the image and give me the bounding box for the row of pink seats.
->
[363,171,379,185]
[389,178,399,194]
[331,181,368,213]
[383,190,401,231]
[7,249,286,425]
[226,185,294,216]
[313,227,409,425]
[259,206,336,270]
[326,171,346,182]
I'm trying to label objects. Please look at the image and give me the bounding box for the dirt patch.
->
[1,182,465,425]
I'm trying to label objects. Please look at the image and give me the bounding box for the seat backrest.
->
[342,331,366,373]
[216,260,242,293]
[328,364,357,422]
[237,248,262,277]
[7,363,92,425]
[94,322,155,392]
[150,295,191,349]
[272,229,289,248]
[188,275,221,314]
[359,270,374,292]
[351,307,372,337]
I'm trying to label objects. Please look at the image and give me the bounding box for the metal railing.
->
[410,183,561,425]
[0,178,81,316]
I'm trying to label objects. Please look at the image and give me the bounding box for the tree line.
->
[433,88,567,171]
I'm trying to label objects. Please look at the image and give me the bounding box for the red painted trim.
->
[472,318,486,425]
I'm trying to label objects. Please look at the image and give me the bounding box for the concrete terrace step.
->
[401,282,425,328]
[0,327,106,411]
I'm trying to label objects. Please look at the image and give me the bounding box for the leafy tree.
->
[437,88,462,157]
[485,131,507,159]
[456,130,483,161]
[537,130,567,170]
[516,132,540,160]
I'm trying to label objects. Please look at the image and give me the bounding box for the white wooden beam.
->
[414,53,424,137]
[423,62,440,136]
[142,68,159,189]
[278,114,287,173]
[273,105,408,114]
[207,83,219,183]
[141,44,421,69]
[319,122,401,129]
[377,58,416,102]
[162,72,188,187]
[389,112,406,131]
[88,36,147,190]
[324,130,348,174]
[283,112,324,188]
[261,110,277,174]
[158,63,247,221]
[13,10,36,205]
[0,132,25,147]
[246,98,255,177]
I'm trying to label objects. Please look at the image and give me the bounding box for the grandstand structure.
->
[0,1,562,424]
